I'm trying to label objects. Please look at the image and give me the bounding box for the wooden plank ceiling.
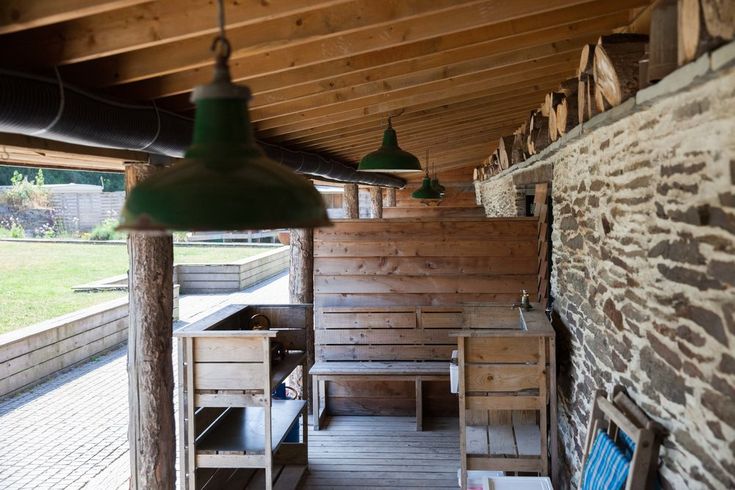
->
[0,0,651,180]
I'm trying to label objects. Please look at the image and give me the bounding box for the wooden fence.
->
[175,246,289,294]
[0,286,179,398]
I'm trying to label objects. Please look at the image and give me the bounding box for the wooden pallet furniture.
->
[581,387,664,489]
[310,305,458,431]
[453,306,557,489]
[174,304,312,490]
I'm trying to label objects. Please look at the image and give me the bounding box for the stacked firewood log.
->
[474,0,733,182]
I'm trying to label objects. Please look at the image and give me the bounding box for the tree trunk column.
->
[343,183,359,219]
[385,187,397,207]
[289,228,314,413]
[289,228,313,304]
[369,187,383,218]
[125,162,175,490]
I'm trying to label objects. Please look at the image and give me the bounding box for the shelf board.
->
[198,400,306,454]
[271,351,306,391]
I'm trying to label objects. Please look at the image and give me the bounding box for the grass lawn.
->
[0,241,270,333]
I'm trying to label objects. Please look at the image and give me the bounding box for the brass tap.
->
[512,290,532,311]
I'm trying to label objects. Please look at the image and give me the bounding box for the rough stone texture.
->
[476,173,518,217]
[478,65,735,489]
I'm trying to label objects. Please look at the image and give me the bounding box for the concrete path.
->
[0,273,289,490]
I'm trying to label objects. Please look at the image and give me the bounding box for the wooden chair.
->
[581,387,664,490]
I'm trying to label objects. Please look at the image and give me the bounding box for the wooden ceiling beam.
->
[61,0,490,87]
[256,69,571,139]
[157,8,633,111]
[0,133,146,171]
[294,99,543,152]
[267,84,557,143]
[0,0,149,35]
[0,0,354,67]
[253,59,578,132]
[322,117,530,157]
[111,0,634,100]
[248,40,592,122]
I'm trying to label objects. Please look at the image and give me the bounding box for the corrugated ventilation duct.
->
[0,69,406,188]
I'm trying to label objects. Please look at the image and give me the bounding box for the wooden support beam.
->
[158,10,629,111]
[113,0,645,100]
[369,187,383,219]
[254,65,577,137]
[62,0,484,86]
[0,0,148,35]
[0,0,352,66]
[125,162,175,490]
[274,86,554,145]
[0,133,147,172]
[289,228,314,304]
[385,188,397,208]
[344,184,359,219]
[247,42,591,123]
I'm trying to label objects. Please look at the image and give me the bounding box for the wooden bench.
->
[310,360,450,431]
[310,305,519,431]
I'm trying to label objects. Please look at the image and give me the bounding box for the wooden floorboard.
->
[301,416,459,489]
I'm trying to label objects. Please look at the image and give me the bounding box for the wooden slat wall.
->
[314,218,538,308]
[313,217,538,415]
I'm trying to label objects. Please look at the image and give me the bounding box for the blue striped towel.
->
[581,430,630,490]
[617,429,636,460]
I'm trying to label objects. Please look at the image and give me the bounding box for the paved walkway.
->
[0,273,289,490]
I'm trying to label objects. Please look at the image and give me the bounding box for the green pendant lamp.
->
[430,159,446,196]
[411,150,442,200]
[117,0,330,232]
[358,117,422,173]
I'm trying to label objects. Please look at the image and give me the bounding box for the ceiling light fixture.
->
[411,150,442,200]
[357,117,422,173]
[117,0,330,232]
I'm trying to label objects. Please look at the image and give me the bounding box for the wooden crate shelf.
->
[198,400,306,457]
[175,304,311,490]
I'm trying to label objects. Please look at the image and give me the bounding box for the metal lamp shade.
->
[431,178,446,195]
[411,176,442,200]
[358,121,422,173]
[118,95,330,232]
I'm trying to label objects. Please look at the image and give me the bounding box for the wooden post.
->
[289,228,313,304]
[125,162,175,490]
[343,183,359,218]
[369,187,383,218]
[385,187,397,207]
[289,227,314,413]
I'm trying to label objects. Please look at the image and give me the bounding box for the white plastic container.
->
[450,349,458,393]
[458,469,504,489]
[482,477,554,490]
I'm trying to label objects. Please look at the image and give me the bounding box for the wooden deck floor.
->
[301,416,460,489]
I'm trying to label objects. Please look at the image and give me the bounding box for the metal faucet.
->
[512,290,532,311]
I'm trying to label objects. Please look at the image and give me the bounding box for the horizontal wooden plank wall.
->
[175,247,289,294]
[314,218,538,307]
[313,217,538,416]
[0,286,181,398]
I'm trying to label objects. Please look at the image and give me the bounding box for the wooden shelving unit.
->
[452,306,558,488]
[175,305,310,490]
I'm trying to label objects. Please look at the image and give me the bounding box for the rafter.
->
[154,3,638,109]
[0,0,149,35]
[61,0,488,87]
[253,61,578,133]
[0,0,354,66]
[110,0,636,100]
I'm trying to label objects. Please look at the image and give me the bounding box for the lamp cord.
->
[211,0,231,61]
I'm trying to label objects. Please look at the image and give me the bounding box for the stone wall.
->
[476,53,735,489]
[475,173,517,216]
